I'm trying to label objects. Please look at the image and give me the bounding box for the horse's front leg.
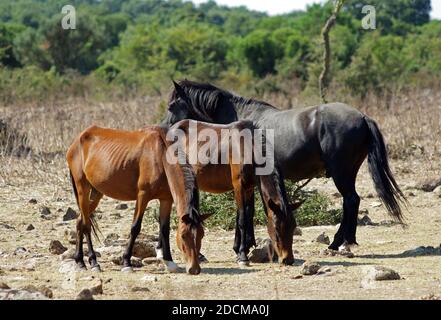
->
[157,200,178,273]
[122,191,149,272]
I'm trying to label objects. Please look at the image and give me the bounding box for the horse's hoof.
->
[198,253,209,263]
[339,241,356,252]
[155,248,164,260]
[91,265,102,273]
[238,260,250,268]
[163,260,179,273]
[76,264,87,271]
[121,266,134,273]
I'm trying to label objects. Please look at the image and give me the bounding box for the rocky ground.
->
[0,159,440,300]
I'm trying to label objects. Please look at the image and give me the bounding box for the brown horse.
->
[159,119,300,265]
[66,125,206,275]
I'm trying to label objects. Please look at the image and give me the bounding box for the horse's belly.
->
[275,146,326,181]
[84,164,139,201]
[195,166,234,193]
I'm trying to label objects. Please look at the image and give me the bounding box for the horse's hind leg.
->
[74,179,102,270]
[84,191,103,271]
[329,174,360,251]
[77,183,102,271]
[122,191,150,272]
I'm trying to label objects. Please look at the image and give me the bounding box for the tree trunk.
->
[319,0,345,104]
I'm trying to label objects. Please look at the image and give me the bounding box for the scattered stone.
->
[61,248,76,261]
[64,230,77,245]
[293,227,302,236]
[316,267,333,276]
[420,294,441,300]
[137,233,160,242]
[405,191,416,197]
[26,224,35,231]
[0,223,15,230]
[415,178,441,192]
[359,209,369,215]
[21,285,53,299]
[358,215,374,226]
[115,204,128,210]
[58,260,77,274]
[14,247,27,255]
[40,206,51,216]
[300,261,321,276]
[292,275,303,280]
[132,240,156,259]
[320,248,354,258]
[0,289,49,300]
[89,280,103,295]
[249,238,277,263]
[401,246,441,257]
[131,287,151,292]
[141,275,158,282]
[29,199,38,204]
[110,255,123,266]
[433,186,441,197]
[142,257,159,266]
[370,202,382,208]
[63,208,78,221]
[76,289,94,300]
[131,257,143,268]
[104,233,120,246]
[0,282,10,289]
[364,266,401,281]
[49,240,67,255]
[315,232,330,245]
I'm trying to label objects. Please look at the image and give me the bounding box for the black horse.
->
[163,80,407,251]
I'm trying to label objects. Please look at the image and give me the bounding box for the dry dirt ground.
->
[1,157,440,300]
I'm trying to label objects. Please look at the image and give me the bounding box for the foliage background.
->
[0,0,439,105]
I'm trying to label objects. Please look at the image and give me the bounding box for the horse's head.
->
[259,175,303,265]
[176,212,210,275]
[164,81,194,126]
[164,80,238,126]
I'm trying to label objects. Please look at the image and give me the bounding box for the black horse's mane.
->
[170,80,278,122]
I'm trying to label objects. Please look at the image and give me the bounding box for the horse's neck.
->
[234,100,278,122]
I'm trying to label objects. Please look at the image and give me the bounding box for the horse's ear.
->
[173,80,187,100]
[200,213,213,222]
[181,214,193,225]
[289,200,305,211]
[267,199,279,213]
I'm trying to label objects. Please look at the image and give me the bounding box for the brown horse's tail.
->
[364,117,407,224]
[69,170,102,242]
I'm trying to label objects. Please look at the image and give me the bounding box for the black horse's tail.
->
[364,117,407,223]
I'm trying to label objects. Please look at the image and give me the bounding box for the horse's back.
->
[67,125,167,201]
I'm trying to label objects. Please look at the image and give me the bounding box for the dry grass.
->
[1,88,440,191]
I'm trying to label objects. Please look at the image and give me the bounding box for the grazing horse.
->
[66,125,206,275]
[163,80,407,251]
[159,119,300,265]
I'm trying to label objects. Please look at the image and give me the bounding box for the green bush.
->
[199,181,342,230]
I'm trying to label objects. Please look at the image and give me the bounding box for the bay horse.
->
[163,80,407,252]
[66,125,207,275]
[159,119,301,266]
